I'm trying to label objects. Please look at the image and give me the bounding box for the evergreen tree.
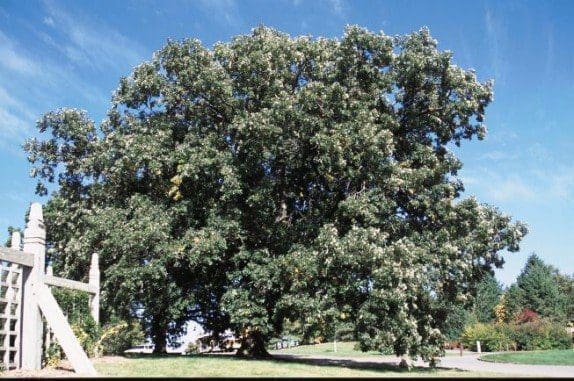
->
[555,273,574,323]
[507,254,568,321]
[472,273,502,323]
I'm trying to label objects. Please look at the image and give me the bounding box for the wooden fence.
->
[0,203,98,375]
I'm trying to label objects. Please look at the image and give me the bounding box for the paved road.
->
[436,352,574,378]
[274,350,574,378]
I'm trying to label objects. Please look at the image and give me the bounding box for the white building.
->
[167,320,207,353]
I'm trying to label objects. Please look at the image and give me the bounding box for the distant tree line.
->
[437,253,573,352]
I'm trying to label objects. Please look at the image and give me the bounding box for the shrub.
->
[511,321,571,351]
[185,342,199,355]
[45,342,62,368]
[515,308,540,324]
[461,323,512,352]
[71,320,100,358]
[462,320,572,353]
[98,319,145,355]
[51,287,101,357]
[494,294,508,324]
[313,336,325,344]
[267,337,281,350]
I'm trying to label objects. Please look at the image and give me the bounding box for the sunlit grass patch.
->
[93,354,480,377]
[480,350,574,366]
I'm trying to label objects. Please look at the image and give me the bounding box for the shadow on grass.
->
[123,352,189,359]
[122,350,236,360]
[269,354,455,374]
[120,352,463,375]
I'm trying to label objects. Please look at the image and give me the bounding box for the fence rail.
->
[0,203,98,375]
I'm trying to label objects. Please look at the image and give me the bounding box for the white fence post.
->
[88,253,100,325]
[10,231,22,369]
[10,231,21,250]
[21,203,45,370]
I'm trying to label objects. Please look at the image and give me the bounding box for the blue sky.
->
[0,0,572,286]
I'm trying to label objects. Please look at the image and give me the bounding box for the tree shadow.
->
[121,351,466,375]
[256,354,459,375]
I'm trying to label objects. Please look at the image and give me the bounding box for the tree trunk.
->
[236,330,270,358]
[151,319,167,354]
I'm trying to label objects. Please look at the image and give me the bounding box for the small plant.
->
[494,295,508,324]
[511,320,571,351]
[462,319,572,353]
[98,319,145,355]
[514,308,540,324]
[185,342,199,355]
[71,319,101,357]
[461,323,513,352]
[45,342,62,368]
[52,287,101,357]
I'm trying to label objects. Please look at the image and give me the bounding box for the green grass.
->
[480,350,574,366]
[270,341,382,357]
[92,354,481,378]
[91,342,509,377]
[271,341,467,357]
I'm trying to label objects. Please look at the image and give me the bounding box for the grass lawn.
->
[270,341,382,357]
[91,342,507,377]
[480,350,574,366]
[270,341,467,357]
[93,354,481,378]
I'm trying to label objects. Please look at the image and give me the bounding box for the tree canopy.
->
[24,25,527,361]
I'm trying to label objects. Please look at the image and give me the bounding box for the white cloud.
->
[484,8,507,84]
[479,150,514,161]
[0,23,108,154]
[489,176,535,202]
[0,26,108,104]
[0,31,41,76]
[485,127,518,145]
[0,86,36,141]
[2,191,27,203]
[43,16,55,26]
[462,163,574,205]
[549,174,574,199]
[326,0,345,16]
[460,174,478,185]
[528,142,552,162]
[534,166,574,200]
[42,1,145,72]
[197,0,242,28]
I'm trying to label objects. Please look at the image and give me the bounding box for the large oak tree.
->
[24,26,527,361]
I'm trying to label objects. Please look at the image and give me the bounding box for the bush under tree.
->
[98,318,146,355]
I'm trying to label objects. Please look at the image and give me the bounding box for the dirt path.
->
[0,357,127,378]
